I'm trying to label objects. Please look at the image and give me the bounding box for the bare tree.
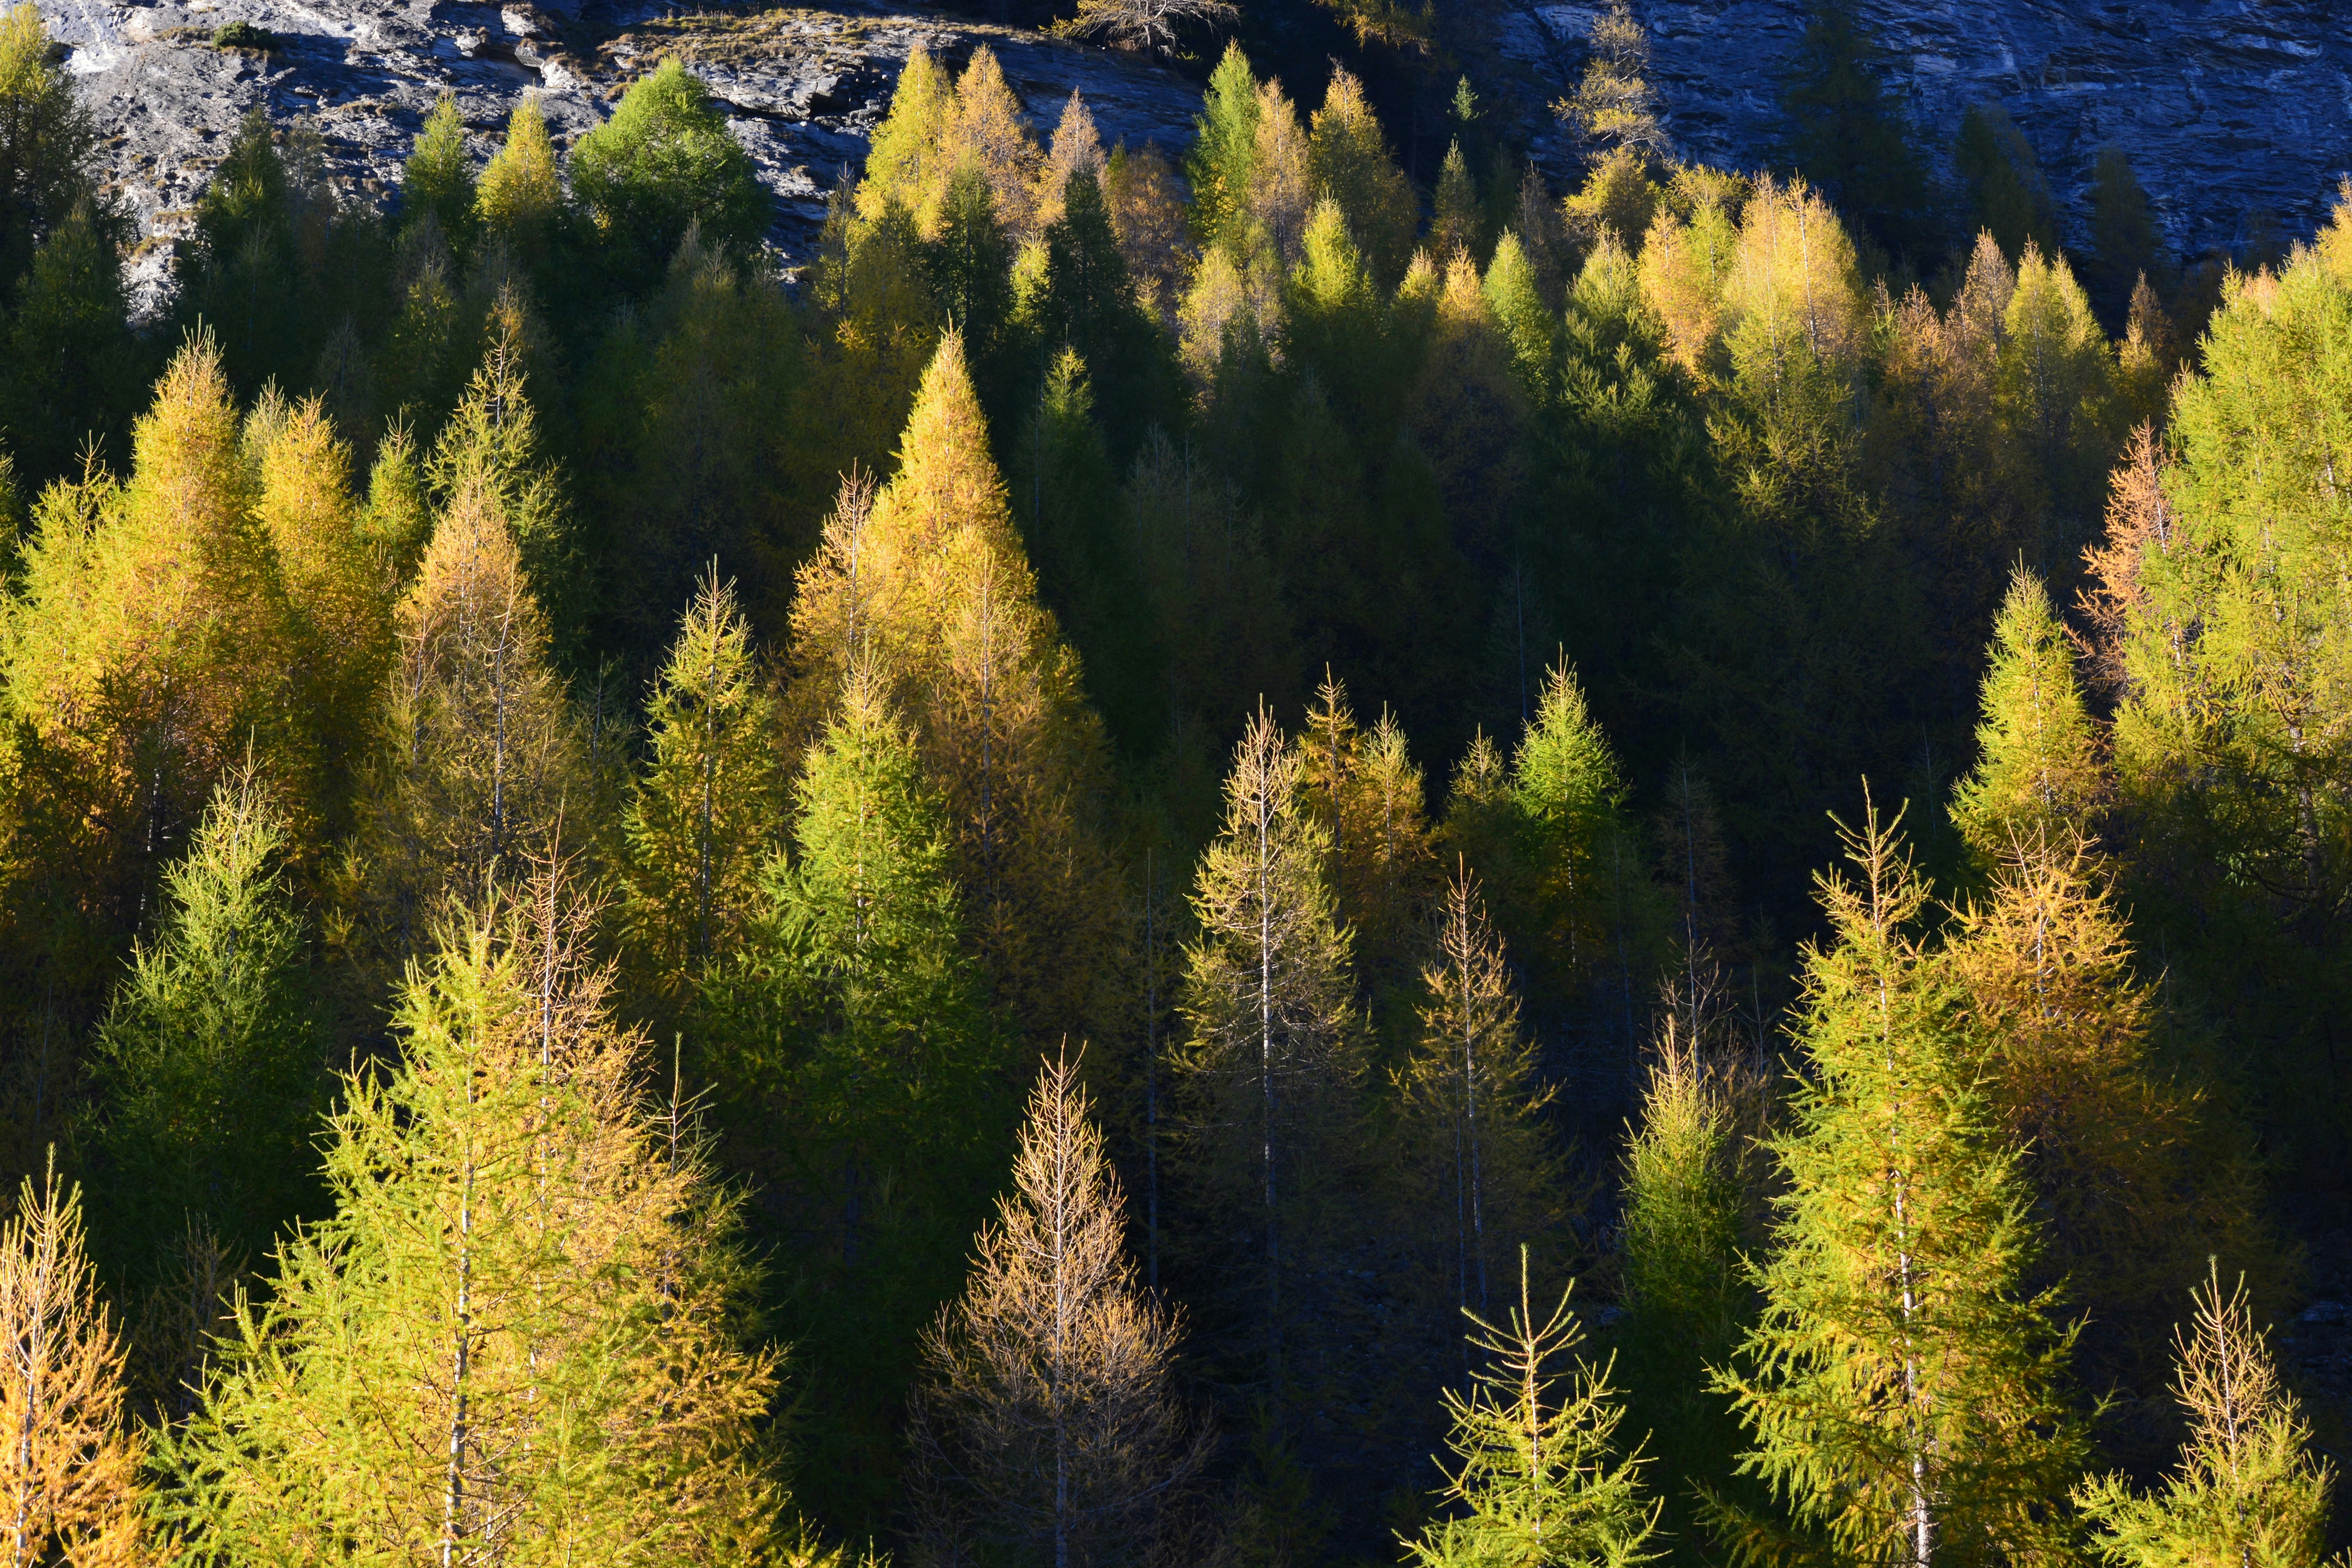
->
[1062,0,1235,60]
[908,1053,1212,1568]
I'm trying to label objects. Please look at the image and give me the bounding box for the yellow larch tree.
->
[0,1159,148,1568]
[341,477,586,973]
[906,1052,1210,1567]
[4,334,293,903]
[1306,67,1414,288]
[787,331,1121,1047]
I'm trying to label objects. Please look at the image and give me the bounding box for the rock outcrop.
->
[1497,1,2351,262]
[37,0,1204,312]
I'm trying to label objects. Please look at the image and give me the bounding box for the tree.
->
[2087,145,2163,330]
[1391,867,1559,1341]
[1997,241,2118,565]
[1411,250,1529,549]
[4,333,291,920]
[1710,804,2084,1567]
[1041,169,1166,450]
[1400,1247,1660,1568]
[621,572,784,1008]
[1307,68,1415,288]
[2,195,140,487]
[0,1156,148,1566]
[1954,105,2057,264]
[1033,91,1106,235]
[1432,141,1481,261]
[1103,142,1189,322]
[786,331,1121,1049]
[403,92,478,254]
[166,866,782,1564]
[1244,79,1312,269]
[1861,234,2020,699]
[2076,1267,2340,1568]
[1498,659,1647,1041]
[1556,0,1669,164]
[0,2,103,298]
[0,1152,149,1568]
[860,45,952,226]
[1948,835,2278,1434]
[1778,0,1930,261]
[916,165,1013,357]
[1947,567,2103,871]
[425,287,581,640]
[1173,706,1358,1385]
[695,663,1008,1529]
[476,93,564,260]
[1297,674,1438,996]
[1185,43,1259,254]
[1063,0,1234,60]
[342,474,586,971]
[590,229,808,640]
[571,59,768,283]
[2094,225,2352,1198]
[83,770,324,1285]
[1616,1026,1749,1546]
[941,49,1041,243]
[906,1051,1210,1568]
[252,389,398,824]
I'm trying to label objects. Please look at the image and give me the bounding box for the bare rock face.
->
[36,0,1204,313]
[1495,0,2351,261]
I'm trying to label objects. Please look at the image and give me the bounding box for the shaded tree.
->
[906,1051,1211,1568]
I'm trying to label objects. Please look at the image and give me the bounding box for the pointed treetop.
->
[886,328,1016,546]
[1949,565,2103,869]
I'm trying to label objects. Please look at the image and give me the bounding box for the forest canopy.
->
[0,0,2348,1562]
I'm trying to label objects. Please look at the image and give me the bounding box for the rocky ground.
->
[36,0,1204,312]
[1495,1,2352,263]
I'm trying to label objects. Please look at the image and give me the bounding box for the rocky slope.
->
[1499,1,2350,261]
[36,0,1203,311]
[34,0,2351,316]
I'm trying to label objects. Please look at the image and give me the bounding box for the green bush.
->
[569,58,768,282]
[209,19,277,50]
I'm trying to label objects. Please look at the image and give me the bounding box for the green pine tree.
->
[1390,867,1561,1347]
[1401,1246,1661,1568]
[0,1,103,295]
[1778,0,1931,261]
[83,770,324,1286]
[402,92,478,255]
[1507,659,1649,1039]
[920,163,1013,350]
[1615,1029,1749,1547]
[3,196,140,486]
[1955,105,2058,263]
[1948,566,2104,873]
[697,663,1009,1529]
[1708,803,2085,1567]
[570,58,769,287]
[621,572,785,1009]
[1433,140,1482,262]
[1186,42,1261,255]
[1173,705,1358,1387]
[2087,145,2164,329]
